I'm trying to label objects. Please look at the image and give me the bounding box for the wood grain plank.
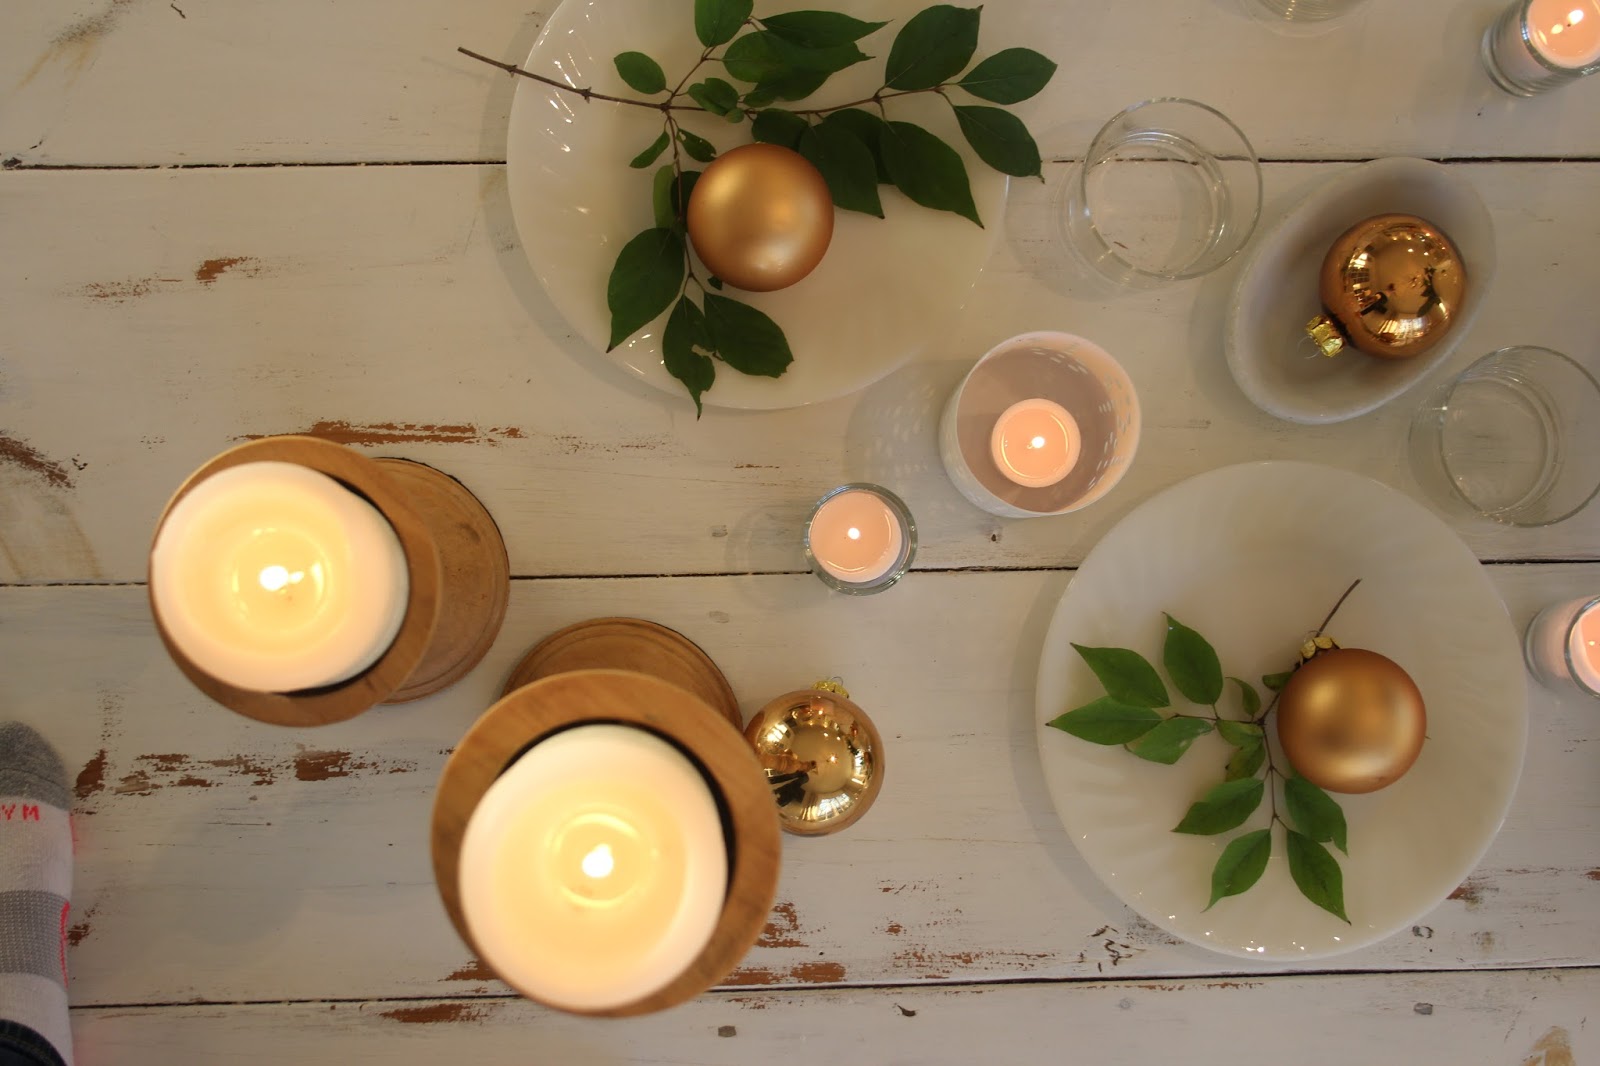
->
[70,969,1599,1065]
[2,566,1593,1007]
[1,162,1596,583]
[3,0,1600,167]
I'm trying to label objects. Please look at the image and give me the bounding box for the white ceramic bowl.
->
[1225,158,1496,425]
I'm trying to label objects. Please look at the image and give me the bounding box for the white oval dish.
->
[505,0,1007,411]
[1034,461,1526,961]
[1224,158,1496,425]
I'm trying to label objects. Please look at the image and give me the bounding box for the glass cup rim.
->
[803,482,918,595]
[1070,97,1263,283]
[1432,344,1600,527]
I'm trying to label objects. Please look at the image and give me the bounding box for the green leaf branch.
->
[1047,579,1364,921]
[460,1,1057,413]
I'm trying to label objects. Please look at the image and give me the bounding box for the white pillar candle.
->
[458,725,728,1013]
[989,398,1082,489]
[806,488,907,585]
[150,461,409,692]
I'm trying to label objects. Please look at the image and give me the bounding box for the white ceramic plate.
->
[506,0,1007,410]
[1034,462,1526,961]
[1224,158,1496,424]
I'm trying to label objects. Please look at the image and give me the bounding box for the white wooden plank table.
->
[2,1,1598,1062]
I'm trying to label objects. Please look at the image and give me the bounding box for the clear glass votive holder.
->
[1407,346,1600,526]
[803,484,916,595]
[1058,99,1262,287]
[1482,0,1600,97]
[938,332,1141,519]
[1247,0,1369,18]
[1524,594,1600,697]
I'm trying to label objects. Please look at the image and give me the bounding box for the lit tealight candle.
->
[1523,594,1600,697]
[805,485,914,591]
[458,725,728,1012]
[150,461,409,692]
[989,398,1082,489]
[1485,0,1600,94]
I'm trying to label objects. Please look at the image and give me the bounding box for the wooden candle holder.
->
[430,620,780,1017]
[148,435,510,726]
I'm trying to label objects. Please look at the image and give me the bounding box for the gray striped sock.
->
[0,723,73,1066]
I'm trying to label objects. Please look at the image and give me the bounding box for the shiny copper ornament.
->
[743,682,882,835]
[686,143,835,292]
[1276,647,1426,794]
[1304,213,1466,360]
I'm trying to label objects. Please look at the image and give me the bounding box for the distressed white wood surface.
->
[69,969,1600,1066]
[2,161,1597,585]
[4,0,1600,168]
[0,566,1592,1011]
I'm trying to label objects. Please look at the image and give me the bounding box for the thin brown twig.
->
[457,47,706,112]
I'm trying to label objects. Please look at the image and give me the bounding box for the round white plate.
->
[506,0,1007,410]
[1224,158,1496,424]
[1034,461,1526,961]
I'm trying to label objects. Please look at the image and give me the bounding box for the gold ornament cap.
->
[1309,213,1466,361]
[742,680,884,836]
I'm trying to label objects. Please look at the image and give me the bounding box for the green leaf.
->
[630,130,671,169]
[1262,671,1294,692]
[1216,720,1263,748]
[884,4,981,90]
[751,108,809,149]
[687,77,741,116]
[605,228,684,351]
[1284,776,1349,855]
[1224,741,1266,781]
[957,47,1058,103]
[1205,829,1271,910]
[881,121,982,227]
[1230,677,1261,719]
[1173,777,1264,834]
[707,275,724,290]
[798,122,883,217]
[758,11,888,48]
[1159,614,1224,706]
[821,109,891,182]
[613,51,667,94]
[703,293,793,376]
[722,30,868,84]
[741,86,779,109]
[673,170,702,220]
[663,296,716,418]
[651,165,677,229]
[1070,644,1169,708]
[1045,697,1163,745]
[1126,716,1213,765]
[677,128,718,163]
[952,105,1042,179]
[752,67,831,102]
[695,0,753,46]
[1286,830,1350,922]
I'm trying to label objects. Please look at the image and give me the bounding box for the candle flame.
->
[580,843,615,880]
[256,565,306,592]
[846,527,861,541]
[1029,435,1048,450]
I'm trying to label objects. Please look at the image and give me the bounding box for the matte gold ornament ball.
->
[743,685,882,836]
[686,143,835,292]
[1304,213,1466,360]
[1276,647,1426,794]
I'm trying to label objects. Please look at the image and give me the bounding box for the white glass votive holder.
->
[1482,0,1600,96]
[803,484,916,595]
[1524,594,1600,697]
[939,332,1141,519]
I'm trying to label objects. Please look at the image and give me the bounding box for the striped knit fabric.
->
[0,724,72,1066]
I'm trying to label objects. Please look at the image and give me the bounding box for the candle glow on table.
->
[1527,0,1600,65]
[457,725,728,1012]
[989,398,1082,489]
[806,488,906,585]
[150,461,409,692]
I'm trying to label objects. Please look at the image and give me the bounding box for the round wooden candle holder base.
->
[149,435,509,727]
[431,624,779,1017]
